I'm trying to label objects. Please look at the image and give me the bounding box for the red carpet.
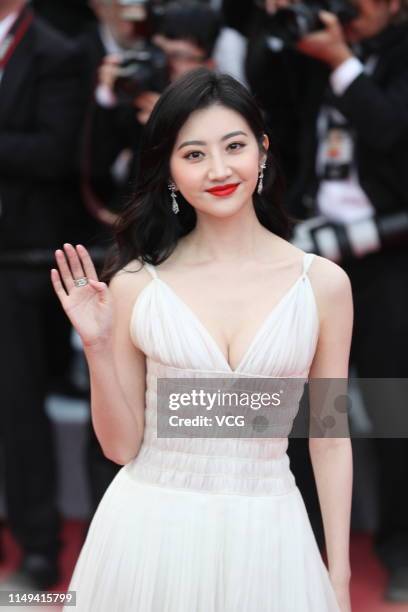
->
[1,525,408,611]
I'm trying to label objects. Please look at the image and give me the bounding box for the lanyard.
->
[0,6,33,73]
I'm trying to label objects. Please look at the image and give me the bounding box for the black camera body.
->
[112,0,169,103]
[266,0,358,47]
[114,44,169,104]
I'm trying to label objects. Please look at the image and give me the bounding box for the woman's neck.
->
[179,204,274,264]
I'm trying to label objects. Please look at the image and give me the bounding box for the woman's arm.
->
[85,268,148,465]
[307,256,354,602]
[52,245,148,465]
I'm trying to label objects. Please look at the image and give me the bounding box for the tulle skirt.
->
[65,465,340,611]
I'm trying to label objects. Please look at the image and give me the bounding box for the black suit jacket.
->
[32,0,95,37]
[78,25,143,216]
[246,23,408,220]
[0,12,84,252]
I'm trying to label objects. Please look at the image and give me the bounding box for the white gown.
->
[65,252,341,611]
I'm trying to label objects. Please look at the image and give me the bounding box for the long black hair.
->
[101,68,291,282]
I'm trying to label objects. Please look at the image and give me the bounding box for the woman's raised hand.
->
[51,244,113,349]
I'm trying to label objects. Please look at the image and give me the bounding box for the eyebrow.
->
[177,130,249,151]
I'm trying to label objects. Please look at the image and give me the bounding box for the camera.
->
[264,0,358,47]
[114,45,169,103]
[112,0,169,103]
[291,212,408,263]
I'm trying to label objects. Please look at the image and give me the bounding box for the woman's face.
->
[169,104,268,219]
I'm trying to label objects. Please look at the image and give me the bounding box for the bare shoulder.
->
[264,236,350,301]
[108,259,153,310]
[307,255,353,320]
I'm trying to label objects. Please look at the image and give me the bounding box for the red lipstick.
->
[206,183,240,197]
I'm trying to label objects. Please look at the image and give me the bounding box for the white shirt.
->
[98,22,124,56]
[329,56,364,96]
[213,27,248,87]
[94,23,125,108]
[0,12,18,84]
[0,12,18,47]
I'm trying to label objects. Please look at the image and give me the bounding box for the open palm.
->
[51,243,113,348]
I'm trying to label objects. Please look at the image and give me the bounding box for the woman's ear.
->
[261,134,276,187]
[260,133,269,164]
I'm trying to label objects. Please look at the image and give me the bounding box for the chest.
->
[150,269,305,372]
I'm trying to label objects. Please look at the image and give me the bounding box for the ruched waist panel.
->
[125,359,297,496]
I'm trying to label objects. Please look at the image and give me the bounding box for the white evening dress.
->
[65,252,341,612]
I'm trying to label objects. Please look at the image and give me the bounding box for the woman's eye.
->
[228,142,246,151]
[184,151,203,161]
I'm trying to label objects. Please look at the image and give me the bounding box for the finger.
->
[277,0,292,6]
[134,99,149,111]
[88,278,108,293]
[297,32,322,47]
[100,66,115,80]
[136,111,149,124]
[75,244,99,281]
[134,100,147,111]
[106,66,120,77]
[266,0,293,14]
[265,0,278,14]
[318,10,338,27]
[50,268,68,306]
[104,53,121,65]
[55,249,75,292]
[88,278,105,289]
[146,98,157,110]
[143,92,157,104]
[63,243,86,280]
[88,278,110,304]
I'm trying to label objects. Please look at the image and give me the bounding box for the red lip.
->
[206,183,240,197]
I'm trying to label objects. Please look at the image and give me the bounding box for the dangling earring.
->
[257,160,267,195]
[168,181,179,214]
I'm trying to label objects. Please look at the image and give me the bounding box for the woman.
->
[52,68,353,611]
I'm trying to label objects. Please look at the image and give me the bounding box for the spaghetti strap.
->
[144,262,158,280]
[302,252,315,276]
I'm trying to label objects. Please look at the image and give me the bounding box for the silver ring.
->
[74,277,89,287]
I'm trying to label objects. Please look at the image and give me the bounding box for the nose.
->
[208,153,232,182]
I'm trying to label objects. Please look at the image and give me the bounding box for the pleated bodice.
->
[124,253,319,496]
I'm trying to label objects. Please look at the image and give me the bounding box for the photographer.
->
[0,0,84,588]
[32,0,95,36]
[245,0,408,602]
[82,0,221,224]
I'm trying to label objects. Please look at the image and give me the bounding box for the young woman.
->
[52,68,353,611]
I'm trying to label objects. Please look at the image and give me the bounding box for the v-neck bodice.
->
[126,252,320,496]
[130,253,319,377]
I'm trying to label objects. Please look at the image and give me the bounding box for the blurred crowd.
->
[0,0,407,604]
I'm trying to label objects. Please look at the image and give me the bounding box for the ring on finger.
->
[74,277,89,288]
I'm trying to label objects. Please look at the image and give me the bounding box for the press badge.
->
[318,109,354,181]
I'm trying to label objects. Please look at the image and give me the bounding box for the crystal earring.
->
[168,181,179,214]
[257,160,267,195]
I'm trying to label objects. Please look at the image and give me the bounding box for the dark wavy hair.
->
[101,68,292,283]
